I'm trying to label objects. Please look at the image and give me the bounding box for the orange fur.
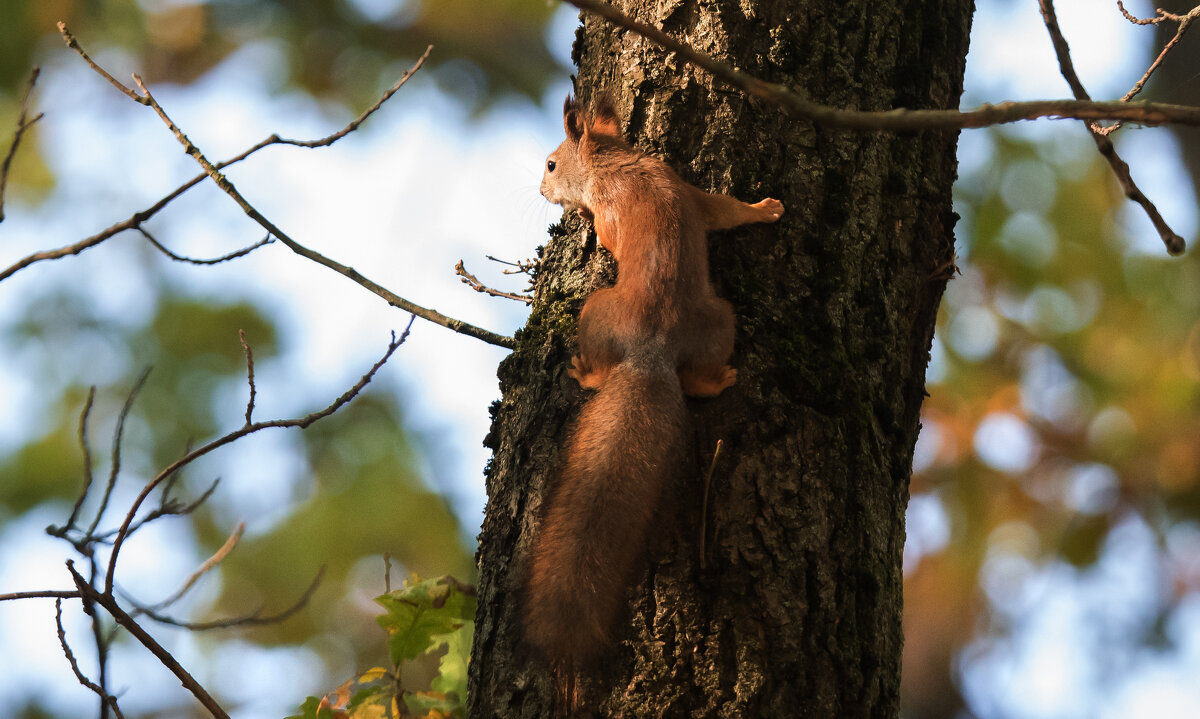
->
[528,95,784,666]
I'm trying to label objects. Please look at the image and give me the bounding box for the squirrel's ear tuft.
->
[590,93,621,138]
[564,94,584,141]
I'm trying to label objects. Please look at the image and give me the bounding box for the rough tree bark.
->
[470,1,974,716]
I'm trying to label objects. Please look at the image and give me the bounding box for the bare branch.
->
[127,567,324,631]
[57,23,147,105]
[1039,0,1094,102]
[68,561,231,719]
[564,0,1190,254]
[0,589,81,602]
[486,254,540,276]
[48,26,514,347]
[87,368,152,538]
[55,598,126,719]
[0,66,43,223]
[275,46,434,149]
[0,43,428,284]
[66,387,97,530]
[562,0,1200,130]
[698,439,723,571]
[1108,3,1200,114]
[1117,1,1184,25]
[105,323,413,594]
[143,522,245,612]
[123,71,515,347]
[239,330,256,425]
[455,260,533,304]
[1,202,175,283]
[91,477,220,544]
[1040,0,1186,255]
[138,227,275,265]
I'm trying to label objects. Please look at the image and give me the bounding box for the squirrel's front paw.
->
[752,198,785,222]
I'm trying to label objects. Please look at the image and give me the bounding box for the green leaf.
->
[286,696,329,719]
[429,619,473,701]
[403,690,459,715]
[375,576,476,666]
[358,666,390,683]
[347,683,393,719]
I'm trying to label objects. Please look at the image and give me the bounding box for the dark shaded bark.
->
[470,1,974,716]
[1151,1,1200,214]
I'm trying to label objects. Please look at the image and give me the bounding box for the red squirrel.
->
[525,95,784,667]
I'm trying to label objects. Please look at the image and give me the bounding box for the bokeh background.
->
[0,0,1197,717]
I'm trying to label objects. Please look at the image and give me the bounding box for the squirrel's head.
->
[540,94,624,217]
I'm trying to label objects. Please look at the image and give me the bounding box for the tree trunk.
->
[470,1,974,716]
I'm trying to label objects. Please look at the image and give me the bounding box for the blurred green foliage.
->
[901,125,1200,717]
[1,2,558,715]
[0,281,474,713]
[4,1,1200,718]
[1,0,564,106]
[0,0,566,208]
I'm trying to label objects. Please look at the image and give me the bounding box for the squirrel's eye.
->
[547,160,556,172]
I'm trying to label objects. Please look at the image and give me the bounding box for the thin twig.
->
[278,46,434,148]
[68,561,231,719]
[0,589,81,601]
[1105,2,1200,128]
[1,44,426,284]
[486,254,540,276]
[127,567,324,630]
[86,369,152,538]
[55,598,126,719]
[50,27,513,347]
[455,260,533,304]
[90,478,220,544]
[0,66,44,223]
[143,522,245,612]
[567,0,1191,254]
[138,226,275,265]
[57,24,147,104]
[105,322,413,594]
[65,387,98,530]
[1039,0,1186,255]
[698,440,723,570]
[563,0,1200,131]
[131,72,513,347]
[239,330,256,425]
[1039,0,1093,101]
[1117,1,1177,25]
[159,438,194,504]
[82,559,114,719]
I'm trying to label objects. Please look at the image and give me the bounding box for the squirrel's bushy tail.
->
[524,351,688,666]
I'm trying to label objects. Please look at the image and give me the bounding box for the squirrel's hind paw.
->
[568,355,609,389]
[680,365,737,397]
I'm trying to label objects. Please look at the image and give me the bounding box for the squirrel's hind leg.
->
[676,296,737,397]
[571,287,627,390]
